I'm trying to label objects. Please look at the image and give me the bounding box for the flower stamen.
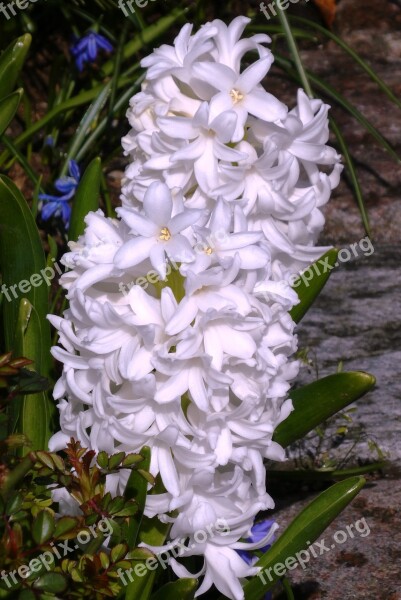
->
[230,88,244,104]
[159,227,171,241]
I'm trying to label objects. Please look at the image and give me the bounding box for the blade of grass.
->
[0,71,139,168]
[108,21,129,121]
[290,15,401,112]
[275,4,313,97]
[59,82,112,177]
[275,54,400,163]
[75,78,144,163]
[330,117,371,236]
[31,175,43,219]
[0,135,44,193]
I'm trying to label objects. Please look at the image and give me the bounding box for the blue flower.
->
[39,160,80,228]
[237,519,276,565]
[236,519,277,600]
[70,31,113,72]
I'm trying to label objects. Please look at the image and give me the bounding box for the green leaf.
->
[276,5,313,97]
[0,89,23,136]
[32,509,55,544]
[0,134,44,193]
[330,118,370,236]
[290,15,401,112]
[124,446,151,549]
[273,372,376,448]
[100,551,110,570]
[53,516,77,538]
[242,477,365,600]
[0,176,49,351]
[36,451,55,470]
[114,503,138,517]
[0,35,31,97]
[0,176,54,449]
[97,450,109,469]
[150,579,198,600]
[33,573,67,594]
[68,156,101,242]
[11,300,54,451]
[0,70,138,168]
[290,248,338,323]
[60,84,111,177]
[122,453,144,468]
[75,79,142,164]
[108,497,126,515]
[120,548,157,600]
[5,492,23,515]
[111,543,128,563]
[108,451,126,470]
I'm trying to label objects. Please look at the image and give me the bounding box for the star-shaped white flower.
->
[191,56,287,142]
[115,182,203,278]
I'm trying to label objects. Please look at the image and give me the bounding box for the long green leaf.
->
[274,54,400,162]
[68,157,102,241]
[330,117,370,236]
[290,248,338,323]
[242,477,365,600]
[273,372,376,448]
[75,79,143,164]
[124,569,156,600]
[150,579,198,600]
[275,5,313,97]
[0,71,139,167]
[0,176,50,356]
[290,16,401,112]
[0,176,54,450]
[0,135,43,192]
[0,89,23,136]
[0,34,31,97]
[60,83,112,177]
[11,299,54,452]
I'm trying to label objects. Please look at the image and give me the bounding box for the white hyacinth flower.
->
[49,15,342,600]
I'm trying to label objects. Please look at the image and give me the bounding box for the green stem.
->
[276,6,313,97]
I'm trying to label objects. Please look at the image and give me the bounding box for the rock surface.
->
[296,245,401,462]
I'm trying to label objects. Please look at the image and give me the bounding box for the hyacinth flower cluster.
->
[48,16,341,600]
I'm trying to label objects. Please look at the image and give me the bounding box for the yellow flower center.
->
[159,227,171,241]
[204,247,213,255]
[230,88,244,104]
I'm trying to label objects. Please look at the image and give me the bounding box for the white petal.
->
[143,181,173,225]
[114,237,155,269]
